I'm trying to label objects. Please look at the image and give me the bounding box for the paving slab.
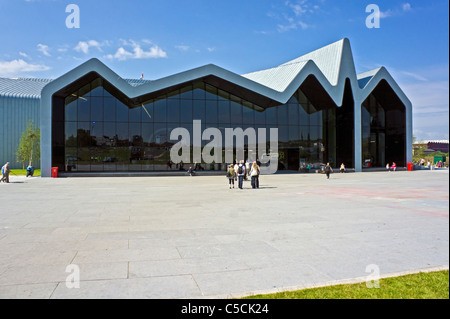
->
[0,170,448,298]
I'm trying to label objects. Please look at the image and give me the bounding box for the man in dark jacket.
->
[325,163,333,179]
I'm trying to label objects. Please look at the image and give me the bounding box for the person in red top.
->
[391,162,397,172]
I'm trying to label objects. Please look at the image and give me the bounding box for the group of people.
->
[227,160,261,189]
[1,162,10,183]
[386,162,397,172]
[0,162,35,183]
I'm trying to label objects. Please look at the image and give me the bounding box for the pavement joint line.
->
[207,265,450,299]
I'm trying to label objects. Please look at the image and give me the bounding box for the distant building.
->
[427,141,449,153]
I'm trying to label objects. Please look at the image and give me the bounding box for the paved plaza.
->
[0,169,448,299]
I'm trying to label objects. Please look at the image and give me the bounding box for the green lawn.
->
[10,169,41,176]
[243,270,449,299]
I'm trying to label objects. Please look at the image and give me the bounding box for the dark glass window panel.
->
[154,98,167,122]
[310,107,322,126]
[90,122,103,147]
[103,86,114,98]
[265,107,277,125]
[103,122,116,145]
[193,100,205,122]
[78,97,90,122]
[116,100,129,123]
[289,125,299,143]
[167,99,180,123]
[141,101,154,123]
[218,100,230,124]
[205,84,218,100]
[205,100,218,124]
[167,123,180,147]
[180,85,193,99]
[310,125,322,142]
[65,95,77,122]
[90,97,103,123]
[129,106,141,123]
[278,125,289,143]
[103,97,116,122]
[180,99,193,123]
[77,147,91,172]
[154,123,167,145]
[129,123,142,146]
[277,104,289,125]
[116,123,129,147]
[299,126,309,142]
[65,122,78,148]
[115,147,130,171]
[193,82,205,99]
[230,99,242,125]
[142,123,154,145]
[90,78,103,96]
[299,103,310,126]
[288,104,299,126]
[129,123,143,171]
[102,123,117,171]
[254,109,265,125]
[77,122,91,148]
[242,102,254,125]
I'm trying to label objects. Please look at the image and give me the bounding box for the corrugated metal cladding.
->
[0,77,50,169]
[0,96,41,169]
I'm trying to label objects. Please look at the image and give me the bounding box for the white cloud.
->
[37,44,51,56]
[74,40,103,54]
[175,45,190,51]
[0,59,50,76]
[402,3,412,12]
[270,1,316,33]
[19,52,29,58]
[105,41,167,61]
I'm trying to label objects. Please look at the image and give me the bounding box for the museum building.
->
[0,39,413,177]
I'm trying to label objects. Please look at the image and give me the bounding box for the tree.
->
[16,120,40,169]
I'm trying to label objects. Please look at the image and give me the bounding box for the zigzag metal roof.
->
[41,38,411,109]
[0,77,52,99]
[0,77,151,99]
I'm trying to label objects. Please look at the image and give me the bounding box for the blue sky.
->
[0,0,448,141]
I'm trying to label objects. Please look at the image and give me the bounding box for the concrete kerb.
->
[209,265,450,299]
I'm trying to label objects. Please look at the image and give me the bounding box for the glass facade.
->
[361,80,406,167]
[52,76,358,172]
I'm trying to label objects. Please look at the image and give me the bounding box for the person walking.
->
[26,164,35,177]
[227,164,236,189]
[1,162,11,183]
[233,162,239,183]
[237,161,246,189]
[324,162,333,179]
[245,160,250,181]
[250,161,260,189]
